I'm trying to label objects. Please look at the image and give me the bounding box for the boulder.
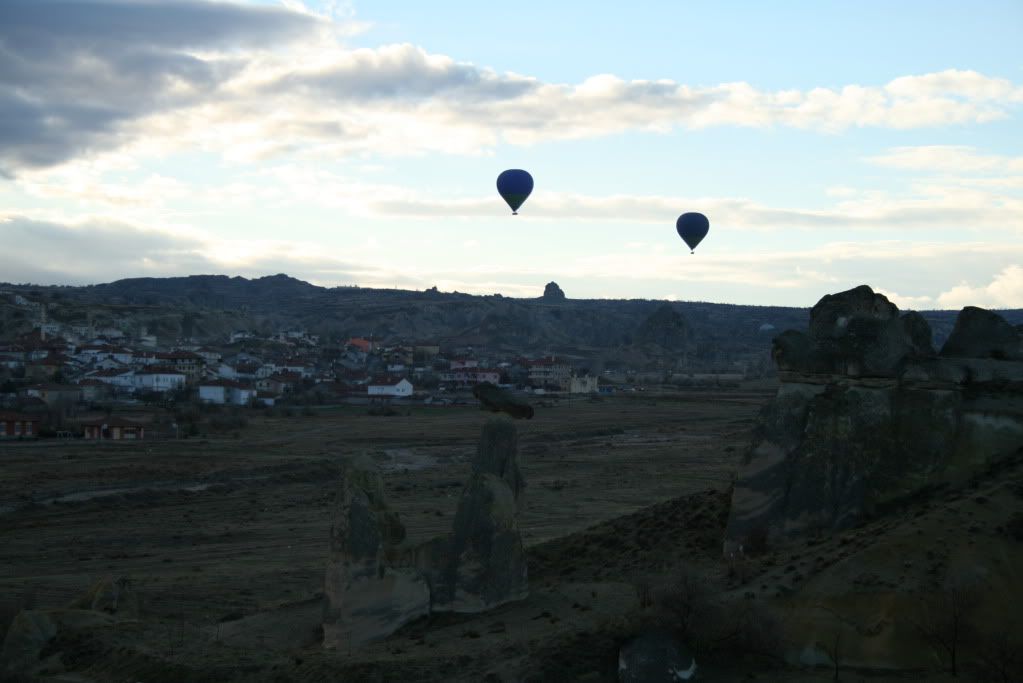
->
[1,609,113,677]
[67,575,139,618]
[940,306,1023,361]
[473,382,534,419]
[773,286,932,378]
[618,627,697,682]
[808,285,899,341]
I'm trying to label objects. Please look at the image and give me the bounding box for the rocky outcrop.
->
[67,575,139,618]
[726,285,1023,551]
[637,304,691,351]
[618,627,697,682]
[940,305,1023,361]
[323,419,528,648]
[473,382,534,419]
[543,281,566,301]
[420,419,528,612]
[2,578,134,677]
[322,457,430,649]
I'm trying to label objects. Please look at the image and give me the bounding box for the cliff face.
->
[725,285,1023,550]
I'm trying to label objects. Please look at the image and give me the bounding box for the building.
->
[441,367,501,387]
[367,377,413,397]
[132,367,186,393]
[569,375,599,394]
[527,357,572,390]
[87,368,135,389]
[77,379,110,402]
[198,379,257,405]
[23,383,82,407]
[81,417,145,440]
[0,412,39,438]
[256,372,301,394]
[195,347,222,364]
[155,351,203,381]
[346,337,380,353]
[413,343,441,361]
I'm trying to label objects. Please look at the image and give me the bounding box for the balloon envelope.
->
[676,212,709,253]
[496,169,533,214]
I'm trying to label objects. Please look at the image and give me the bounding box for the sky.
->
[1,0,1022,309]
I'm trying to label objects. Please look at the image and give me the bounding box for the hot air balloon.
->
[496,169,533,215]
[676,212,709,254]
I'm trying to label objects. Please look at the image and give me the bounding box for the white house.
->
[133,368,186,393]
[367,378,413,397]
[215,363,239,380]
[199,380,257,405]
[88,368,135,388]
[93,357,128,371]
[569,375,599,394]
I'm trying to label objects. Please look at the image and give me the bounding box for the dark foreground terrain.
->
[3,386,1015,681]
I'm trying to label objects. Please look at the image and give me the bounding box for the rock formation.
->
[322,457,430,649]
[726,285,1023,550]
[637,304,691,351]
[473,381,534,419]
[1,578,133,678]
[419,418,528,612]
[618,627,697,682]
[543,281,566,301]
[323,419,528,648]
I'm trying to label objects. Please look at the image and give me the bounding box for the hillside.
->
[3,275,1021,374]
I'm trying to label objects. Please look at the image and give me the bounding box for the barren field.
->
[0,388,801,681]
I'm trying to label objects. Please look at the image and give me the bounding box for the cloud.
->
[0,0,322,174]
[367,187,1023,231]
[4,212,1023,308]
[0,214,399,287]
[867,146,1023,173]
[2,0,1021,175]
[936,265,1023,309]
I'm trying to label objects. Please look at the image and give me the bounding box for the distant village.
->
[0,292,612,441]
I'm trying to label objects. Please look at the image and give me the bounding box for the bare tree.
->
[972,628,1021,683]
[818,630,842,681]
[913,573,979,677]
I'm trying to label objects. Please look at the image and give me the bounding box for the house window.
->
[14,422,21,436]
[24,422,33,436]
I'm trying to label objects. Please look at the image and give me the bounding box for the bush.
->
[647,564,782,663]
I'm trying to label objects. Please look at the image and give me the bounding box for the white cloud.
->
[366,186,1023,231]
[0,213,405,287]
[2,0,1021,175]
[867,146,1023,173]
[4,211,1023,308]
[936,265,1023,309]
[874,289,937,310]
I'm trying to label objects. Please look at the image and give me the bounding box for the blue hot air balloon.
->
[676,212,709,254]
[496,169,533,215]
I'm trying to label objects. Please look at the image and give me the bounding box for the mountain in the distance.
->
[4,275,1021,373]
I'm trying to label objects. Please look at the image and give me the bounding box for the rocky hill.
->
[3,275,1021,374]
[721,284,1023,671]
